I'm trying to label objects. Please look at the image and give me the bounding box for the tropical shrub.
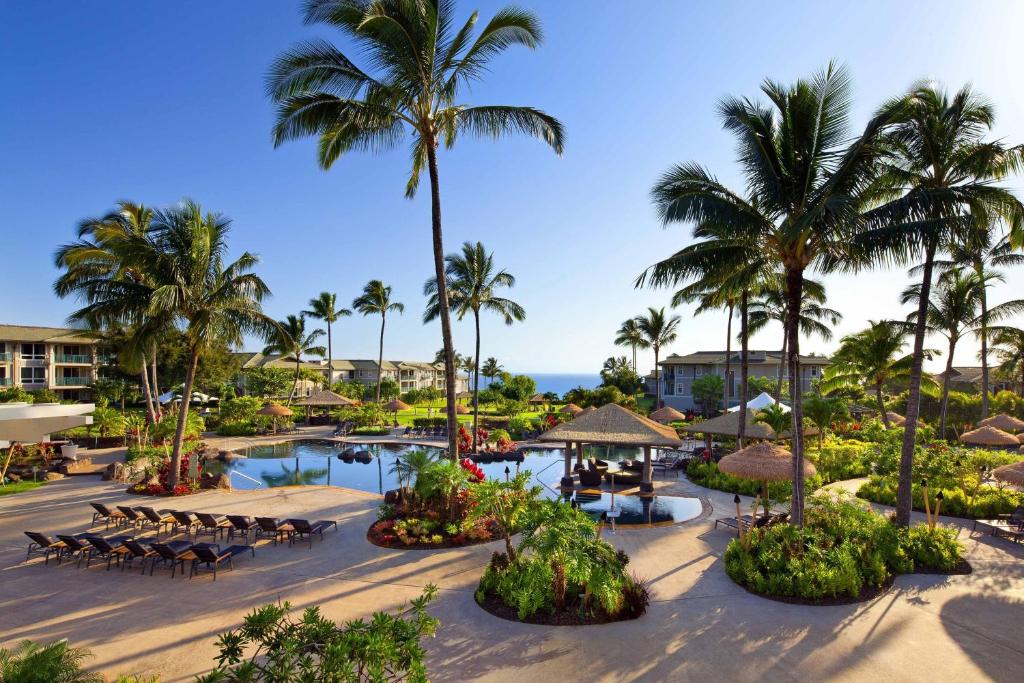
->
[857,476,1024,519]
[0,387,35,403]
[724,494,964,600]
[805,439,874,483]
[686,460,822,503]
[242,367,293,398]
[468,472,543,559]
[215,422,259,437]
[411,417,447,427]
[0,639,102,683]
[352,426,390,436]
[197,587,439,682]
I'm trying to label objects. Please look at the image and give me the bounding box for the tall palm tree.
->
[263,314,327,404]
[634,307,680,409]
[268,0,564,458]
[64,200,274,489]
[424,241,525,451]
[747,278,842,400]
[991,326,1024,393]
[481,357,502,384]
[670,281,739,410]
[859,83,1024,525]
[614,318,648,373]
[353,280,404,402]
[647,64,896,526]
[303,291,351,385]
[821,321,936,428]
[54,201,165,422]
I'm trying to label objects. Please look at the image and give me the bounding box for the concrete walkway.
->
[0,470,1021,681]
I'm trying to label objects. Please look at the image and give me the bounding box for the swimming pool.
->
[206,440,705,525]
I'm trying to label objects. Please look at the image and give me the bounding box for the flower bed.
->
[367,513,500,549]
[724,494,968,605]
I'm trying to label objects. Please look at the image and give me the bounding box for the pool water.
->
[206,440,704,525]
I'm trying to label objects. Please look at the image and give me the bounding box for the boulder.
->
[58,458,94,475]
[200,472,232,491]
[43,471,65,481]
[5,471,21,483]
[102,462,125,482]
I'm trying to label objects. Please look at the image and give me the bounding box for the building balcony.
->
[55,376,90,386]
[56,354,92,364]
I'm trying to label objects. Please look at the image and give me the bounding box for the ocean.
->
[524,373,602,396]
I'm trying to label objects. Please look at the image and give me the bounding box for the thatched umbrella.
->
[718,442,817,522]
[384,399,411,413]
[979,413,1024,433]
[649,406,686,424]
[960,425,1020,448]
[454,404,470,415]
[992,460,1024,487]
[576,406,597,418]
[259,403,293,434]
[560,403,583,415]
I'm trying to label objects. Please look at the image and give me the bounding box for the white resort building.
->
[0,325,100,402]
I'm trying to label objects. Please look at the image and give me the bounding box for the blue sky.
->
[2,1,1023,375]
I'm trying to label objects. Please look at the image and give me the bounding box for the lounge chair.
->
[285,518,337,549]
[578,465,603,487]
[137,507,177,535]
[226,515,258,542]
[121,539,159,573]
[55,534,95,568]
[188,544,255,580]
[82,536,132,570]
[170,510,200,537]
[402,426,412,437]
[194,512,232,541]
[90,502,127,529]
[255,517,294,545]
[24,532,67,564]
[714,515,754,536]
[117,506,146,528]
[149,541,202,578]
[972,506,1024,538]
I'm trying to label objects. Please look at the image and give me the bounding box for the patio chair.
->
[82,536,132,570]
[24,532,67,565]
[285,518,338,549]
[148,541,203,578]
[137,507,177,535]
[255,517,295,546]
[226,515,258,542]
[117,506,146,528]
[578,465,603,487]
[971,506,1024,537]
[170,510,200,537]
[194,512,232,541]
[56,534,95,568]
[90,502,127,529]
[121,539,159,573]
[402,426,412,437]
[188,544,255,580]
[714,515,754,537]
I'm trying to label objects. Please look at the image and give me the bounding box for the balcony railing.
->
[0,377,11,386]
[55,376,90,386]
[0,352,12,361]
[56,354,92,364]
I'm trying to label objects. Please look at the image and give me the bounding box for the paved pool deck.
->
[1,446,1022,681]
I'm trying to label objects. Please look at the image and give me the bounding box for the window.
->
[63,345,82,356]
[694,366,704,377]
[21,343,45,360]
[21,367,45,384]
[811,366,820,377]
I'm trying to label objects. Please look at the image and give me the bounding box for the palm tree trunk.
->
[326,319,333,388]
[738,291,749,447]
[940,336,956,438]
[151,351,161,420]
[139,367,156,423]
[654,344,661,409]
[785,267,807,528]
[289,357,300,405]
[472,310,481,452]
[723,303,733,411]
[167,348,199,490]
[426,138,459,459]
[978,267,990,419]
[375,313,385,402]
[775,328,787,401]
[877,382,890,428]
[632,345,637,374]
[896,242,937,527]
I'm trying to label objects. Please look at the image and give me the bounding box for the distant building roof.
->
[232,353,456,375]
[0,324,99,344]
[659,350,829,366]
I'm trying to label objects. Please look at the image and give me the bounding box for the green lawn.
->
[0,480,44,497]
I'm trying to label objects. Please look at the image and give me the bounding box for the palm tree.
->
[647,64,897,525]
[614,318,648,373]
[670,281,739,410]
[821,320,936,428]
[268,0,564,458]
[263,314,327,404]
[634,307,680,409]
[353,280,404,402]
[991,326,1024,394]
[424,241,525,451]
[481,357,503,385]
[747,278,842,400]
[859,83,1024,525]
[64,200,274,490]
[304,291,351,385]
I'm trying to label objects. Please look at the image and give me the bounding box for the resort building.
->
[653,350,831,411]
[0,324,100,402]
[933,366,1015,394]
[233,353,469,397]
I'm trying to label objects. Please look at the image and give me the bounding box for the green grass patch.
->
[0,480,45,497]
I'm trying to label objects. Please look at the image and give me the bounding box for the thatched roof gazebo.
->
[960,425,1020,448]
[529,393,547,405]
[258,402,293,434]
[992,460,1024,487]
[576,406,597,418]
[979,413,1024,433]
[384,399,411,413]
[680,411,777,441]
[539,403,681,496]
[294,389,356,408]
[649,406,686,424]
[560,403,583,415]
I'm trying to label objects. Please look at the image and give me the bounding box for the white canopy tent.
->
[157,390,218,405]
[0,402,94,448]
[727,391,790,414]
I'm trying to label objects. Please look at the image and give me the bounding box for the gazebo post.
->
[560,441,575,491]
[575,442,584,471]
[639,445,654,497]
